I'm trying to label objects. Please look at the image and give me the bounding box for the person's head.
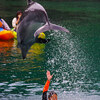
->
[48,91,57,100]
[16,11,22,19]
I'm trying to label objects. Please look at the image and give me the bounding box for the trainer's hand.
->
[47,70,53,81]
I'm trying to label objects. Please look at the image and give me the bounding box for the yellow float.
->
[0,30,14,40]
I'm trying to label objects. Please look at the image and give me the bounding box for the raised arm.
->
[42,71,53,100]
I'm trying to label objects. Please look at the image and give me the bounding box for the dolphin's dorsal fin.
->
[27,0,33,5]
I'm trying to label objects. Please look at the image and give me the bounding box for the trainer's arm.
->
[42,71,53,100]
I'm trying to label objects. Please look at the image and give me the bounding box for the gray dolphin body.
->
[16,0,69,59]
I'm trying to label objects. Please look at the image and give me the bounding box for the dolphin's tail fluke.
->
[34,23,69,37]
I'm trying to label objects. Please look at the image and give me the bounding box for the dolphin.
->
[16,0,69,59]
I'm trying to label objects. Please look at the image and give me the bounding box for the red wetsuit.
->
[42,80,50,100]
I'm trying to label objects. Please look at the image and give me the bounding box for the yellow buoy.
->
[38,32,46,39]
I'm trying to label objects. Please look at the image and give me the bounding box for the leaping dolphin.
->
[16,0,69,59]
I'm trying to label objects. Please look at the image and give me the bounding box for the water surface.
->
[0,1,100,100]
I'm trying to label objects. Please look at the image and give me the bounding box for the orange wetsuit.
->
[42,80,50,100]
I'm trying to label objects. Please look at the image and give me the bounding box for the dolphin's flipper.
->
[34,23,49,37]
[50,23,70,33]
[34,23,69,37]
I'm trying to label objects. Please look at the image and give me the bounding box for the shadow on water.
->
[0,39,46,99]
[0,0,100,100]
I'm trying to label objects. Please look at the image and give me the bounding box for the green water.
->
[0,0,100,100]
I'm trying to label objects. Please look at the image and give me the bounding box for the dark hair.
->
[16,11,22,19]
[48,91,57,99]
